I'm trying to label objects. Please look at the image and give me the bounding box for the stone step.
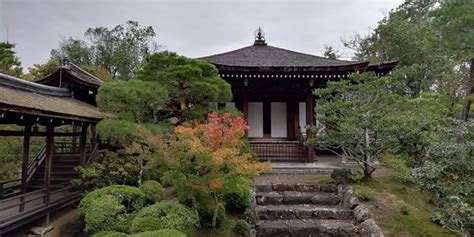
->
[263,168,333,175]
[256,191,340,205]
[256,219,358,237]
[253,183,337,193]
[256,204,353,221]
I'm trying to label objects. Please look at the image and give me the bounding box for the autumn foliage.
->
[159,113,270,227]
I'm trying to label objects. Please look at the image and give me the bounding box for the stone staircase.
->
[253,183,359,237]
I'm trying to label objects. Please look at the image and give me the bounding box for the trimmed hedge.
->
[130,202,198,233]
[92,231,128,237]
[140,180,164,202]
[79,185,149,234]
[93,229,186,237]
[131,229,187,237]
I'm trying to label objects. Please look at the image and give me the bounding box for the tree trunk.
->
[363,127,375,179]
[461,58,474,121]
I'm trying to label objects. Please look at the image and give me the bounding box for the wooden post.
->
[44,126,54,206]
[79,124,88,165]
[20,125,31,212]
[72,125,78,153]
[91,124,97,145]
[306,93,314,163]
[242,92,249,137]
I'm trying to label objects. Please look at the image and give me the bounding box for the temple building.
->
[200,28,397,162]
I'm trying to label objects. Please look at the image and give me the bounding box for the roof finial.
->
[254,27,266,45]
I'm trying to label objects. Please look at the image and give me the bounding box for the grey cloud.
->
[0,0,403,69]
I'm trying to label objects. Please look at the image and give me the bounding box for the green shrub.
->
[131,229,187,237]
[92,231,128,237]
[224,187,251,214]
[232,219,249,236]
[356,188,376,201]
[81,195,131,234]
[72,150,142,190]
[140,180,164,202]
[130,202,199,233]
[317,176,336,184]
[92,229,187,237]
[381,155,413,184]
[79,185,149,234]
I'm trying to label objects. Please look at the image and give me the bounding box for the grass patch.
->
[353,176,460,237]
[354,186,375,201]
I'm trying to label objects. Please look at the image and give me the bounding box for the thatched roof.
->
[0,73,106,122]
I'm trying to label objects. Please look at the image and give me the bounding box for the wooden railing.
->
[54,142,93,154]
[85,142,99,165]
[0,182,80,234]
[250,140,306,161]
[0,145,47,199]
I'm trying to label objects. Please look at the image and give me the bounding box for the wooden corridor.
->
[0,72,106,235]
[0,183,81,234]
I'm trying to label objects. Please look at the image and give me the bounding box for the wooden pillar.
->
[44,126,54,205]
[20,125,31,212]
[306,93,314,163]
[72,125,78,152]
[79,124,88,165]
[287,101,297,140]
[242,92,249,121]
[242,92,249,137]
[91,124,97,145]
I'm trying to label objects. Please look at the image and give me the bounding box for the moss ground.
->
[353,170,460,237]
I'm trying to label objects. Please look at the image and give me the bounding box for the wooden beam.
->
[0,130,82,137]
[20,125,31,212]
[44,126,54,206]
[306,92,314,163]
[79,124,88,165]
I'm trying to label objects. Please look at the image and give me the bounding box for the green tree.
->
[312,73,402,179]
[97,80,168,123]
[135,51,232,123]
[433,0,474,121]
[31,21,157,81]
[0,42,22,77]
[85,20,157,80]
[323,45,338,59]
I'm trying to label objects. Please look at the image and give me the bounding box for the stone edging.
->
[339,184,385,237]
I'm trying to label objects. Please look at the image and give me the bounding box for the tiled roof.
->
[199,44,366,68]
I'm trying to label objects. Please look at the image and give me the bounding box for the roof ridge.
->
[68,63,103,83]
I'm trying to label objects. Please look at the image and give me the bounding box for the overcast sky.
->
[0,0,403,69]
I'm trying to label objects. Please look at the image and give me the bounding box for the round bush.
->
[130,229,187,237]
[233,219,249,236]
[130,202,199,233]
[140,180,164,202]
[92,231,128,237]
[79,185,149,234]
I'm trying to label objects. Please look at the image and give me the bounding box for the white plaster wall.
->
[248,102,263,138]
[271,102,287,138]
[299,102,307,133]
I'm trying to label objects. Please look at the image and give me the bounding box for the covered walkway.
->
[0,72,105,235]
